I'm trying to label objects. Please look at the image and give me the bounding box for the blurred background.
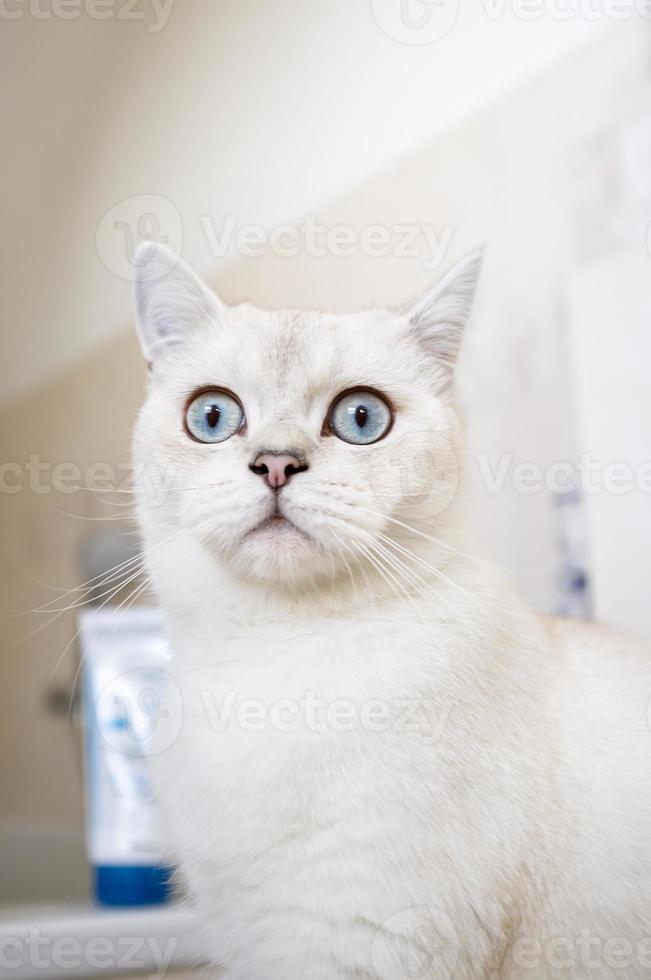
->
[2,0,651,972]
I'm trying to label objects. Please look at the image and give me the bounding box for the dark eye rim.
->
[323,386,395,445]
[183,386,246,444]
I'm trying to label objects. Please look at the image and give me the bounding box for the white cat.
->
[133,242,651,980]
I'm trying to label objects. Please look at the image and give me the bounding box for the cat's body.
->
[133,243,651,979]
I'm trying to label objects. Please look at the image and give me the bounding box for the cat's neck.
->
[152,515,512,654]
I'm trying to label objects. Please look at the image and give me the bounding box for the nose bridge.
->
[247,418,315,462]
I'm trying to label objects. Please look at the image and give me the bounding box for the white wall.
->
[570,104,651,635]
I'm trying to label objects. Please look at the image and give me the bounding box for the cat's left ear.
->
[405,249,483,380]
[133,242,221,363]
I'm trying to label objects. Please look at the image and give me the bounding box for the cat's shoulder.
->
[540,612,651,672]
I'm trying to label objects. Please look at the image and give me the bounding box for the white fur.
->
[133,244,651,979]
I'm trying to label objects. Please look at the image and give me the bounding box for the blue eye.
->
[185,389,244,444]
[329,389,393,445]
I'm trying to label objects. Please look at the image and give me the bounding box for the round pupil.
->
[205,404,221,429]
[355,404,368,428]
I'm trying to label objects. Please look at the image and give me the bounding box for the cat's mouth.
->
[247,505,310,541]
[259,514,293,531]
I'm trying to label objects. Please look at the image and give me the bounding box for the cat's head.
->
[132,243,481,594]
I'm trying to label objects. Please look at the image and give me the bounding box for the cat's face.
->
[133,245,481,591]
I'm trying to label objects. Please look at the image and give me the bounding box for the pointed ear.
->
[133,242,221,362]
[405,249,483,380]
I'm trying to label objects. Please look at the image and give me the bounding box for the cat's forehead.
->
[180,302,412,403]
[228,303,399,365]
[231,305,335,378]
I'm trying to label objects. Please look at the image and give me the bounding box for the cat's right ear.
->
[133,242,220,363]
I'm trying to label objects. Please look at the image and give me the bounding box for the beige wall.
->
[1,20,649,840]
[0,328,144,829]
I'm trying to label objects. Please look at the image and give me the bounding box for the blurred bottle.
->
[553,483,592,620]
[78,530,174,907]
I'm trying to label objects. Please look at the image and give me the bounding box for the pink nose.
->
[250,453,306,489]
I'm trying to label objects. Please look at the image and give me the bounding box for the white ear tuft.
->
[133,242,220,362]
[405,248,483,378]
